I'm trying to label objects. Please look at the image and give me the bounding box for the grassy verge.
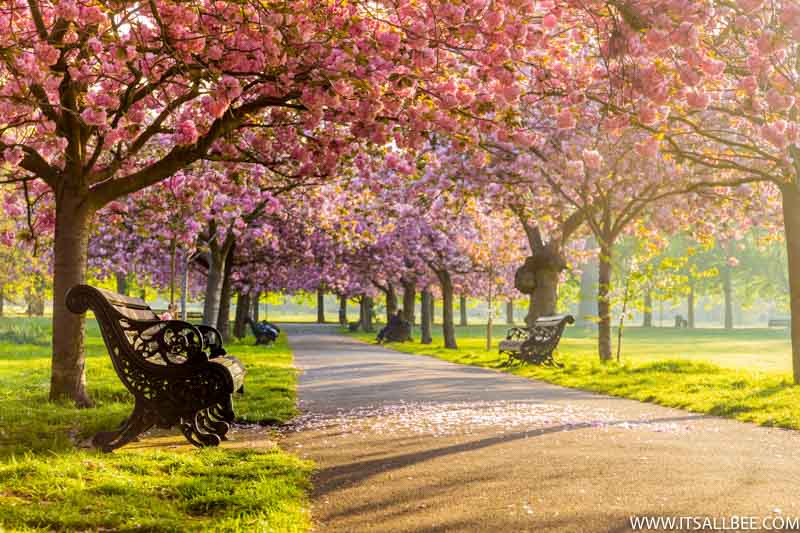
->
[348,324,800,431]
[0,317,311,532]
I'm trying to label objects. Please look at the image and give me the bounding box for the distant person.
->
[160,303,178,321]
[377,309,405,343]
[246,317,280,344]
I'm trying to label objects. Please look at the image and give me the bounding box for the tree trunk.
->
[384,283,398,322]
[317,288,326,323]
[234,291,250,339]
[361,296,374,332]
[642,287,653,328]
[202,246,227,326]
[180,254,189,321]
[577,248,598,328]
[0,284,3,317]
[782,184,800,383]
[522,265,561,327]
[597,243,613,362]
[437,270,457,349]
[50,192,94,406]
[459,294,468,326]
[506,300,514,325]
[687,281,695,329]
[402,280,416,325]
[115,272,128,296]
[420,289,433,344]
[338,295,347,326]
[252,291,261,322]
[486,299,494,350]
[527,295,534,326]
[528,269,559,325]
[723,264,733,330]
[216,247,234,342]
[429,293,435,325]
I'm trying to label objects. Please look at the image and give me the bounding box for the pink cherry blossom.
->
[175,119,199,145]
[80,108,107,127]
[556,109,576,130]
[3,147,24,167]
[686,90,710,110]
[582,149,603,170]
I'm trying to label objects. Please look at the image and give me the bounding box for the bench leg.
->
[544,354,564,368]
[197,408,231,441]
[210,397,236,423]
[180,412,222,448]
[500,352,523,367]
[92,402,155,452]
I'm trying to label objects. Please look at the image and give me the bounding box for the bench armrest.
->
[139,320,209,365]
[195,325,227,358]
[505,327,530,340]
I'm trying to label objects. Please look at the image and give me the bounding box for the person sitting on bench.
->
[377,309,406,343]
[246,317,281,344]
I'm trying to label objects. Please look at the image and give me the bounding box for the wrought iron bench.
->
[66,285,246,452]
[498,314,574,367]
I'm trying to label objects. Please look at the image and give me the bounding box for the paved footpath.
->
[280,325,800,532]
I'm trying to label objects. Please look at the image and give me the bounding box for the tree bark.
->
[687,280,695,329]
[723,264,733,330]
[459,294,468,326]
[420,289,433,344]
[384,283,398,322]
[216,246,234,341]
[577,248,598,328]
[360,295,374,332]
[252,291,261,322]
[338,295,347,326]
[402,280,416,325]
[486,300,494,350]
[234,291,250,339]
[642,287,653,328]
[516,225,569,326]
[50,192,94,406]
[506,300,514,325]
[202,246,227,326]
[528,269,559,325]
[436,270,457,349]
[527,295,534,326]
[317,288,326,323]
[0,284,3,317]
[180,254,189,321]
[782,184,800,383]
[597,243,613,362]
[115,272,128,296]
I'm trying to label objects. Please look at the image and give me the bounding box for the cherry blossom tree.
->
[0,0,553,404]
[568,0,799,376]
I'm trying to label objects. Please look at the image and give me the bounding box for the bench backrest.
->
[533,314,575,328]
[88,287,160,321]
[525,314,574,356]
[66,285,204,388]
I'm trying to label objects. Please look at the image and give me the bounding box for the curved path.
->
[281,325,800,532]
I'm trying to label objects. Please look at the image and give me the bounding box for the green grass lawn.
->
[0,317,311,532]
[350,323,800,431]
